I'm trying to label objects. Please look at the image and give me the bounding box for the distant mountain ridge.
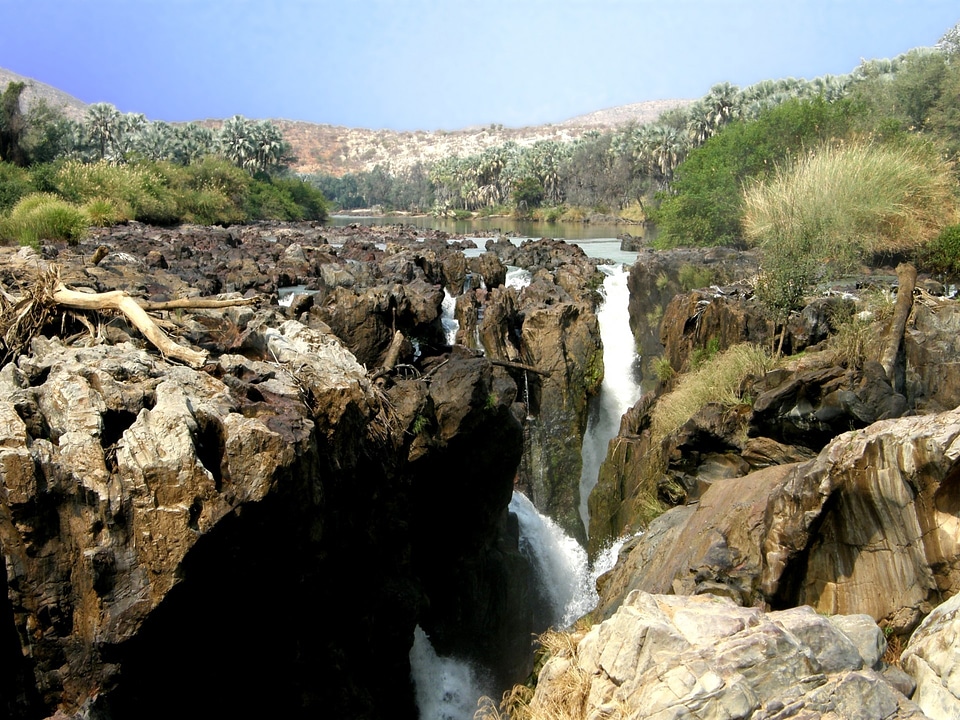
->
[0,66,691,176]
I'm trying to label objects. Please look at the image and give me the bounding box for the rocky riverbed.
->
[0,220,959,719]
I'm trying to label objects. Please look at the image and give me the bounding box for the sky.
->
[1,0,958,132]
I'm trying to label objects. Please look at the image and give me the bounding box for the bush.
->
[652,97,867,248]
[918,223,960,277]
[0,192,88,246]
[0,161,33,212]
[650,343,777,445]
[744,139,958,265]
[83,197,131,226]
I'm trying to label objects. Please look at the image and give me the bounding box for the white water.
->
[412,491,612,719]
[579,264,643,531]
[441,289,459,346]
[505,266,532,290]
[510,490,596,628]
[409,626,491,720]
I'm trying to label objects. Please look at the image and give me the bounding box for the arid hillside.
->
[1,66,690,175]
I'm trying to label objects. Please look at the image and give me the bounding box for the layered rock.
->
[474,238,605,542]
[593,407,960,637]
[901,592,960,720]
[529,591,926,720]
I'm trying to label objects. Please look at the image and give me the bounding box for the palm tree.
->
[85,102,121,160]
[217,115,253,168]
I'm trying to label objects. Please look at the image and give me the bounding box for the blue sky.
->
[1,0,957,131]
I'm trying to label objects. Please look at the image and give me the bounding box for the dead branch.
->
[879,262,917,391]
[140,296,261,311]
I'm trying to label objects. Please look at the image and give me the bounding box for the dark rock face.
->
[479,238,605,542]
[0,225,534,720]
[627,247,761,385]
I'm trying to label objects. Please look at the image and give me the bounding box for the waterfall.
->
[509,491,596,629]
[409,626,492,720]
[579,263,642,531]
[412,490,607,719]
[441,289,459,346]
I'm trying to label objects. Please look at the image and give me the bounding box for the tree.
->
[85,102,122,160]
[512,176,544,213]
[0,81,27,166]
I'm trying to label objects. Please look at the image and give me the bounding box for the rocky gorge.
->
[0,220,959,720]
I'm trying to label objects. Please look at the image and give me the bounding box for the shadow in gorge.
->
[99,470,421,720]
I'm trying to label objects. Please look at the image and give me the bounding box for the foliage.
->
[650,343,777,446]
[0,161,34,212]
[0,82,27,166]
[0,192,88,247]
[512,176,545,213]
[744,138,959,268]
[82,197,131,227]
[652,97,867,247]
[918,223,960,276]
[677,264,714,291]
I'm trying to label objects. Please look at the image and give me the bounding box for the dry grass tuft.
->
[649,342,777,445]
[0,265,62,365]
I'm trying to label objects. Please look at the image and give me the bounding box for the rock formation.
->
[0,226,537,719]
[528,591,926,719]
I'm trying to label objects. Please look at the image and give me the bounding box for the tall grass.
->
[743,138,960,269]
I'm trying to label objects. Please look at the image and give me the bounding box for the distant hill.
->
[0,68,88,121]
[0,66,691,176]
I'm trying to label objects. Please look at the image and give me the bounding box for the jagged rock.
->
[0,261,531,720]
[627,247,761,384]
[905,300,960,412]
[901,592,960,720]
[530,592,925,720]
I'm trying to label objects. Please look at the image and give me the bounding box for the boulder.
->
[593,407,960,635]
[901,592,960,720]
[530,592,926,720]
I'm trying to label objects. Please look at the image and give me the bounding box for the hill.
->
[0,66,690,176]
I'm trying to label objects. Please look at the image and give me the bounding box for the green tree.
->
[85,102,122,160]
[0,81,27,166]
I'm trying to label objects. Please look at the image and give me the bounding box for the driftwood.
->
[0,264,260,368]
[140,296,261,311]
[488,358,551,377]
[370,331,407,381]
[879,262,917,391]
[52,284,209,367]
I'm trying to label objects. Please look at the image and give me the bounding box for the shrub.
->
[0,161,33,212]
[82,197,131,226]
[918,223,960,277]
[744,138,959,328]
[0,192,88,246]
[744,138,958,264]
[677,264,714,291]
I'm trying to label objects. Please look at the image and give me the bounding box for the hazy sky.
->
[2,0,957,131]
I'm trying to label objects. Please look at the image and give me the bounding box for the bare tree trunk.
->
[879,262,917,391]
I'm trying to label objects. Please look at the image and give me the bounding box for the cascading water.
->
[579,263,643,531]
[441,289,459,346]
[509,491,597,628]
[409,626,492,720]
